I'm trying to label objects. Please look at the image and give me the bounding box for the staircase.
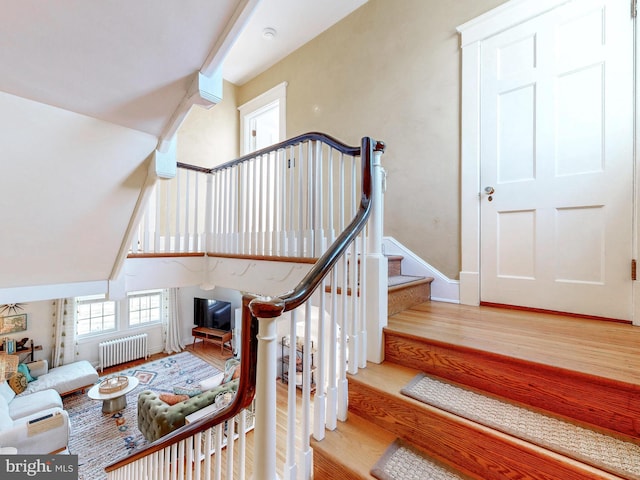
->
[386,255,433,316]
[311,264,639,479]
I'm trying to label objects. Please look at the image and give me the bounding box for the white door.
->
[479,0,634,320]
[249,102,280,153]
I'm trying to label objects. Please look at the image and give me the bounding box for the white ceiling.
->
[0,0,367,140]
[223,0,368,85]
[0,0,251,137]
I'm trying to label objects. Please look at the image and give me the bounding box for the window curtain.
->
[51,298,78,367]
[163,288,184,353]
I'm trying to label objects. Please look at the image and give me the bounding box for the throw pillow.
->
[173,386,201,397]
[199,372,224,392]
[159,393,189,406]
[8,372,28,394]
[17,363,34,382]
[223,362,240,384]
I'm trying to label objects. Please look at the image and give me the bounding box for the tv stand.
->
[192,327,232,355]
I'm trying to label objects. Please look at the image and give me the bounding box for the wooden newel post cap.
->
[249,296,286,319]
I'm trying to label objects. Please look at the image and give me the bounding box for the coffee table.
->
[88,375,139,413]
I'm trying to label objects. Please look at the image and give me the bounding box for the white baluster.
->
[239,162,247,254]
[164,179,171,252]
[359,231,368,368]
[338,252,349,421]
[174,169,182,252]
[300,300,313,479]
[184,170,191,252]
[297,143,304,256]
[313,280,327,441]
[283,308,297,480]
[205,173,213,252]
[349,240,359,375]
[193,171,199,252]
[238,409,247,480]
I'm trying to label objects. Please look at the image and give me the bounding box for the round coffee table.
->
[88,376,139,413]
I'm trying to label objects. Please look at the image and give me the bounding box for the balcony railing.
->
[111,133,386,480]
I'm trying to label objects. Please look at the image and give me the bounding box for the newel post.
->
[365,141,388,363]
[249,296,285,480]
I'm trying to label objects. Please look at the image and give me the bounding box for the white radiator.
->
[99,333,148,372]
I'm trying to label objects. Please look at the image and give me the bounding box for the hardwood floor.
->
[386,301,640,442]
[388,301,640,385]
[104,302,640,478]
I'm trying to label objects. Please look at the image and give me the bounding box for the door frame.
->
[238,81,287,155]
[457,0,640,324]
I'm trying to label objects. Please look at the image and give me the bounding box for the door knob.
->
[484,186,495,195]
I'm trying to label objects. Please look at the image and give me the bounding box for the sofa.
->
[0,379,69,454]
[138,358,241,442]
[19,359,98,397]
[0,359,99,454]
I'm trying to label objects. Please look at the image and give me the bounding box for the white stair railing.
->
[130,134,363,259]
[113,134,386,480]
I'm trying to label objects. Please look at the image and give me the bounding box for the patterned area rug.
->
[63,351,222,480]
[371,439,470,480]
[401,373,640,480]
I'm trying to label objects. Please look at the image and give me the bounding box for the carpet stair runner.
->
[313,361,633,479]
[387,255,433,316]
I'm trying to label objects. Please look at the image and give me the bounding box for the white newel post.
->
[252,298,283,480]
[366,145,387,364]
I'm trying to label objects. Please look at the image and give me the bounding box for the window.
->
[76,295,117,337]
[128,290,163,327]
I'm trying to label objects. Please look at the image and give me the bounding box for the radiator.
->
[99,333,148,372]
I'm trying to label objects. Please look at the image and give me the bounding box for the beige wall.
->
[178,80,240,168]
[236,0,507,279]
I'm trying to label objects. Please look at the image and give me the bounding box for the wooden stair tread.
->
[387,302,640,386]
[311,412,396,479]
[384,305,640,442]
[348,362,625,480]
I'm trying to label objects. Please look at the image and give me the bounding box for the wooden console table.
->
[192,327,232,355]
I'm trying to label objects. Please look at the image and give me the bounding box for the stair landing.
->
[385,301,640,442]
[313,302,640,479]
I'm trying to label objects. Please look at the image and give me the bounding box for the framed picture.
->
[0,314,27,334]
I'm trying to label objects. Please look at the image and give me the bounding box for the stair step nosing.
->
[349,372,632,480]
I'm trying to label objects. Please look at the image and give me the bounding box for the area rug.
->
[401,373,640,480]
[371,438,470,480]
[63,351,222,480]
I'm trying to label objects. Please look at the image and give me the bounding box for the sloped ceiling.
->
[0,0,369,301]
[0,0,249,136]
[0,0,255,296]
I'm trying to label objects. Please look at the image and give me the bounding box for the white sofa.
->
[19,359,98,396]
[0,380,69,454]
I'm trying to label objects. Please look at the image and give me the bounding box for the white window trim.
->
[126,289,163,328]
[76,295,118,339]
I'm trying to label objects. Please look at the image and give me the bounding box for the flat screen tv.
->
[194,298,232,331]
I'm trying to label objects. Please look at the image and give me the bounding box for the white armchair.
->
[0,380,69,454]
[0,407,70,454]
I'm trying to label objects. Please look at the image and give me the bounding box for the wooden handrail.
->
[177,131,362,175]
[105,134,384,474]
